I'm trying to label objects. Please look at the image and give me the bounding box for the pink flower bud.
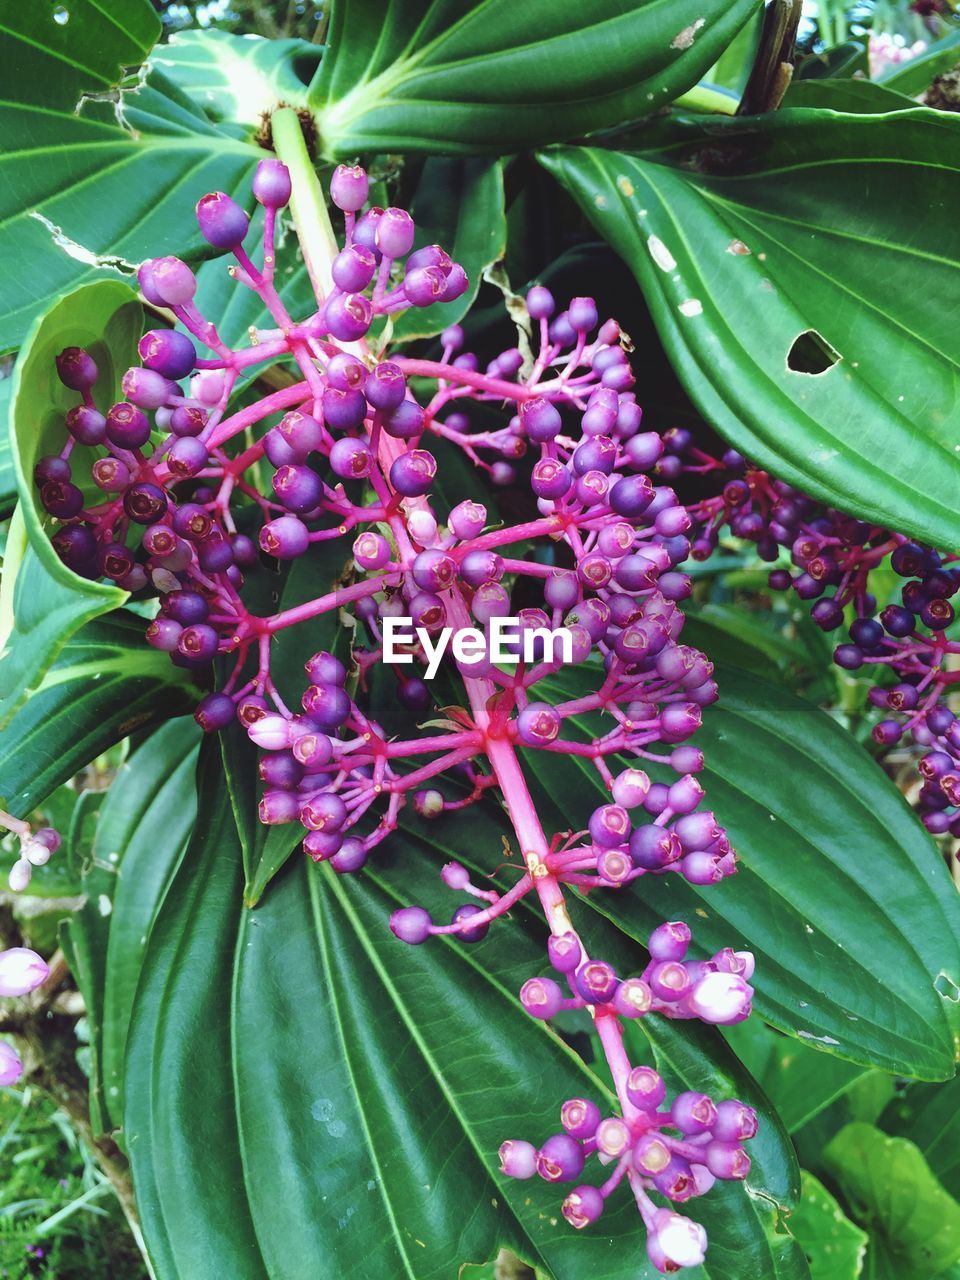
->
[0,1041,23,1086]
[647,1209,707,1272]
[688,972,753,1024]
[0,948,49,997]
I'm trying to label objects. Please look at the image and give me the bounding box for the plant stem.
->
[270,107,339,303]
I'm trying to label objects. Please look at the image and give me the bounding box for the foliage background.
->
[2,0,960,1277]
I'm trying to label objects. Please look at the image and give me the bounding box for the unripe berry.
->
[253,159,291,208]
[196,192,249,249]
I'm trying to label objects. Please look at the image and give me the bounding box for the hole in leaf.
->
[787,329,841,375]
[935,970,960,1002]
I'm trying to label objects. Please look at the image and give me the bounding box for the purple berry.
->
[253,159,291,208]
[390,906,433,944]
[196,191,249,249]
[536,1133,585,1183]
[55,346,98,391]
[330,164,369,212]
[389,450,436,497]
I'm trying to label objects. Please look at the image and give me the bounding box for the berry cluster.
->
[34,146,756,1270]
[0,810,61,894]
[684,448,960,836]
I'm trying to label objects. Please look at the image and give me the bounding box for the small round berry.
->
[65,404,107,446]
[389,449,436,497]
[123,482,167,525]
[519,976,563,1019]
[526,285,555,320]
[521,397,562,443]
[561,1185,604,1230]
[330,164,369,212]
[560,1097,601,1140]
[196,192,249,249]
[194,692,236,733]
[574,960,619,1004]
[376,207,415,258]
[324,292,373,342]
[536,1133,585,1183]
[55,347,98,390]
[390,906,433,944]
[516,702,561,746]
[451,903,489,944]
[253,159,292,208]
[364,361,407,412]
[138,256,196,306]
[498,1139,537,1179]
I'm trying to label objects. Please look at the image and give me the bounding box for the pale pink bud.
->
[0,948,49,997]
[0,1041,22,1085]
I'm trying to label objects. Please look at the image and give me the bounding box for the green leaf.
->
[62,718,199,1138]
[0,610,197,819]
[707,8,763,95]
[390,158,506,343]
[796,41,868,80]
[724,1020,873,1134]
[789,1171,867,1280]
[540,113,960,549]
[4,0,160,113]
[823,1123,960,1279]
[309,0,761,156]
[149,29,320,129]
[534,663,960,1080]
[880,1077,960,1200]
[124,745,800,1280]
[878,29,960,96]
[0,39,260,351]
[783,79,919,113]
[0,370,15,517]
[1,280,145,722]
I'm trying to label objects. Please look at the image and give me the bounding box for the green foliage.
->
[788,1171,867,1280]
[2,282,143,722]
[0,1088,148,1279]
[824,1124,960,1279]
[535,661,960,1079]
[3,2,960,1278]
[118,745,803,1280]
[540,114,960,549]
[309,0,761,156]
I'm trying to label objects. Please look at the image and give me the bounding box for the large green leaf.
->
[150,29,320,130]
[123,745,801,1280]
[540,112,960,549]
[788,1171,867,1280]
[534,663,960,1080]
[0,17,260,352]
[61,718,198,1137]
[2,0,160,113]
[309,0,761,156]
[1,281,144,722]
[880,1077,960,1200]
[0,611,197,818]
[823,1123,960,1280]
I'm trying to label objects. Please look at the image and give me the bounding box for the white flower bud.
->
[8,860,32,893]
